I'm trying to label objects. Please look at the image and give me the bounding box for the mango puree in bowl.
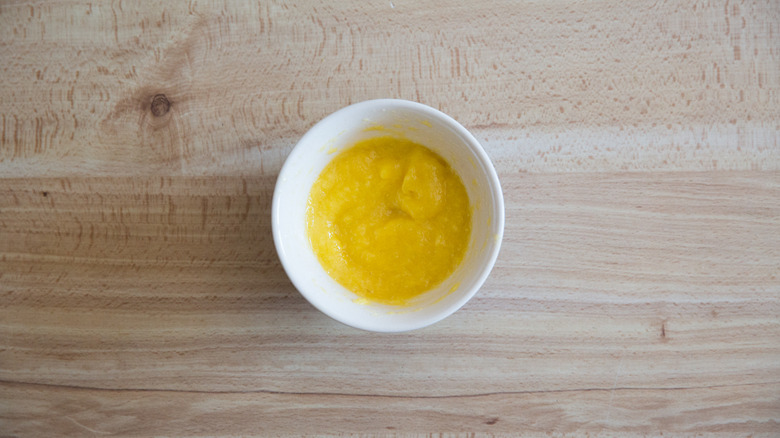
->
[307,136,471,306]
[272,99,504,332]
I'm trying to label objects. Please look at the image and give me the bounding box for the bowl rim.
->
[272,98,504,332]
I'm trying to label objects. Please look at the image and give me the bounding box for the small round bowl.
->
[272,99,504,332]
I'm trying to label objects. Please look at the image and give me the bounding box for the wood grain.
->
[1,0,777,176]
[1,0,779,436]
[4,381,779,436]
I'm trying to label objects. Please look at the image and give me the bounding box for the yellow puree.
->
[307,136,471,306]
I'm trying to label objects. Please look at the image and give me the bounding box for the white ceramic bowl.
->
[272,99,504,332]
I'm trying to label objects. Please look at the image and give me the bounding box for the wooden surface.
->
[1,0,779,436]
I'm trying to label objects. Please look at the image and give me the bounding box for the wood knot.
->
[150,94,171,117]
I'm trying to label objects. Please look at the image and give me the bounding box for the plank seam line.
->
[1,379,778,398]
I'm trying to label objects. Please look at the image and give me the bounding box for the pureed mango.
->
[306,136,471,306]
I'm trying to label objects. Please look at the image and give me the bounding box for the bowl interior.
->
[273,100,503,332]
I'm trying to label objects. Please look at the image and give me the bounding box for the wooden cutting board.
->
[1,1,778,436]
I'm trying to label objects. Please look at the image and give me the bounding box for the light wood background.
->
[1,0,779,436]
